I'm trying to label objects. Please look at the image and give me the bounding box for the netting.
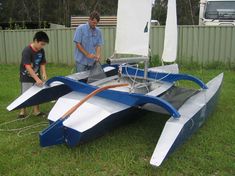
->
[87,62,107,83]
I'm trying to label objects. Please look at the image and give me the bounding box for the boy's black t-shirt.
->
[20,45,46,83]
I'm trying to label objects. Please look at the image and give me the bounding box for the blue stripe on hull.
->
[64,107,142,147]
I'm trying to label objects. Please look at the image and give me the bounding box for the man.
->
[73,11,104,72]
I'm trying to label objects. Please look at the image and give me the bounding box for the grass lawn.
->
[0,64,234,176]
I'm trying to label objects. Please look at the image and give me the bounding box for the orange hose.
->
[61,83,129,119]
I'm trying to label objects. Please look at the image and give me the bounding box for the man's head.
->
[33,31,49,51]
[88,11,100,29]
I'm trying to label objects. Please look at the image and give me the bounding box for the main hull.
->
[63,107,142,146]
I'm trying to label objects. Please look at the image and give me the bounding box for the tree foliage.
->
[0,0,118,26]
[0,0,200,27]
[152,0,200,25]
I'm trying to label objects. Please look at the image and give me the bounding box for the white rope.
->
[130,64,139,93]
[16,122,48,137]
[123,64,150,93]
[151,67,172,83]
[122,64,178,93]
[0,110,48,137]
[0,109,32,132]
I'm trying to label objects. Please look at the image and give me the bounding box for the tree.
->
[0,0,200,27]
[152,0,168,25]
[152,0,200,25]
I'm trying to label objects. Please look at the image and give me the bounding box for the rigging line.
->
[124,64,175,92]
[153,69,166,87]
[152,67,173,83]
[130,64,139,93]
[151,68,172,83]
[124,64,150,93]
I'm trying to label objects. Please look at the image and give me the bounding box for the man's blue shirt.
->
[73,23,103,66]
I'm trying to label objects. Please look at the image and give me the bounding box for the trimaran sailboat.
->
[7,0,223,167]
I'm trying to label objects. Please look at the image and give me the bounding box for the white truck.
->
[199,0,235,25]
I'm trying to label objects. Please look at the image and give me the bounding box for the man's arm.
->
[76,43,96,59]
[95,46,101,61]
[95,29,103,62]
[25,65,43,86]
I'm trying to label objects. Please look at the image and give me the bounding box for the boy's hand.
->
[35,78,44,87]
[42,74,47,81]
[25,65,44,86]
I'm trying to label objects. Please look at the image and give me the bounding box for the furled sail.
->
[161,0,178,63]
[115,0,152,56]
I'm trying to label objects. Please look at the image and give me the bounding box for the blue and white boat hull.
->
[7,64,223,167]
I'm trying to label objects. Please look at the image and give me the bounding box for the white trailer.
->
[199,0,235,25]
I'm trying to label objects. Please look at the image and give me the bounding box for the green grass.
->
[0,64,234,176]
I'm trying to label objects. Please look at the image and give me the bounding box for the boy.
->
[18,31,49,118]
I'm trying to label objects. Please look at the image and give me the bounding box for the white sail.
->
[115,0,152,56]
[161,0,178,63]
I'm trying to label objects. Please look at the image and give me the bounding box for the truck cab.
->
[199,0,235,25]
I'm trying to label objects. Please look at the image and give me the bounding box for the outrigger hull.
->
[6,66,117,111]
[150,73,223,166]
